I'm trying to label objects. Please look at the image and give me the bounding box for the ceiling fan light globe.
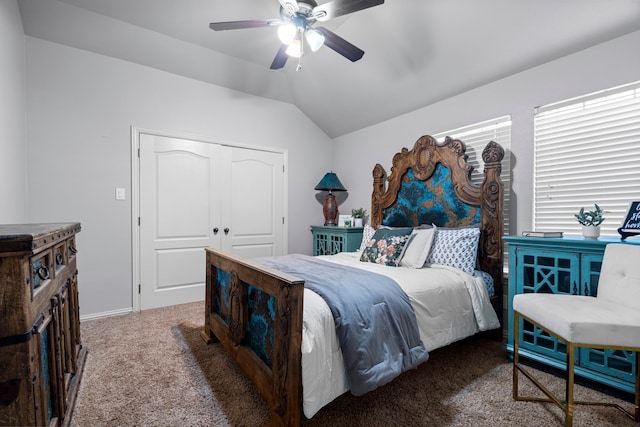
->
[305,28,325,51]
[285,39,303,57]
[277,23,297,44]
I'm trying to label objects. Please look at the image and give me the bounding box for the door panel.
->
[155,248,204,290]
[156,152,210,239]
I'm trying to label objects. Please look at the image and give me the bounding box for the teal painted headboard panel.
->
[381,165,481,228]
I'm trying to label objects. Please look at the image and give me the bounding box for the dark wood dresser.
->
[0,223,86,427]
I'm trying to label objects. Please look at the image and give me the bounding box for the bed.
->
[201,135,505,426]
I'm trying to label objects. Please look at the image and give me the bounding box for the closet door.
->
[139,134,222,310]
[138,134,285,310]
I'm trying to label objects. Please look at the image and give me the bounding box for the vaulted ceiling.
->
[18,0,640,138]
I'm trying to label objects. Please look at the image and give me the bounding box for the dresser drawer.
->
[30,250,53,294]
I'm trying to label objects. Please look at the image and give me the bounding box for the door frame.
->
[130,126,289,312]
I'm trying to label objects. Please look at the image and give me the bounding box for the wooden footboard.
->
[201,248,304,427]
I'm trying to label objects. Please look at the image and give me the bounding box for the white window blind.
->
[534,81,640,237]
[433,116,512,236]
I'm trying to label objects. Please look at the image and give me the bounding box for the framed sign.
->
[338,215,353,227]
[618,201,640,240]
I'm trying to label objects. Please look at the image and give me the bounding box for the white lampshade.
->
[305,28,325,52]
[277,23,297,45]
[285,38,303,57]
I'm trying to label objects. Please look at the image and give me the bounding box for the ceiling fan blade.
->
[209,19,281,31]
[279,0,300,15]
[270,45,289,70]
[317,27,365,62]
[312,0,384,22]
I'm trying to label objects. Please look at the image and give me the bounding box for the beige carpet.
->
[69,301,636,426]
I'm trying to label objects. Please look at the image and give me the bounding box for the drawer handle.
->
[69,245,78,254]
[224,228,229,235]
[37,266,50,281]
[56,253,64,266]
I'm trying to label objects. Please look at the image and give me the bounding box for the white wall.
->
[0,0,27,223]
[333,30,640,235]
[18,15,640,318]
[24,37,332,317]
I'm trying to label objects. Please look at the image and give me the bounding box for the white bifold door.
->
[138,133,285,310]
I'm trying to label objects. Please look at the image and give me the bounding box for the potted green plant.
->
[574,204,605,239]
[351,208,367,227]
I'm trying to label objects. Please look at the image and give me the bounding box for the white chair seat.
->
[513,293,640,348]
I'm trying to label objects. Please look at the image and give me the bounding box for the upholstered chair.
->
[512,243,640,426]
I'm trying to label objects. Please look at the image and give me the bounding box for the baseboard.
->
[80,307,132,322]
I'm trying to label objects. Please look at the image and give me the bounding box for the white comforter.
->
[301,252,500,418]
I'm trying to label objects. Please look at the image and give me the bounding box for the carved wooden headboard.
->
[370,136,505,312]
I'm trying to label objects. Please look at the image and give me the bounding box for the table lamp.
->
[314,172,346,226]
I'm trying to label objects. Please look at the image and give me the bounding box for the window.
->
[534,81,640,237]
[433,116,512,236]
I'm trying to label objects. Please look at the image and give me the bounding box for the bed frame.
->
[201,136,505,426]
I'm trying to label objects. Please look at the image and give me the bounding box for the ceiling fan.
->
[209,0,384,70]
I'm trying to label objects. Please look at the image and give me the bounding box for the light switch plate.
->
[115,188,126,200]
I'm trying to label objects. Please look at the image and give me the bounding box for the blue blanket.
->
[255,254,429,395]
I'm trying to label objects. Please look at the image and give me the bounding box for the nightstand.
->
[311,226,363,255]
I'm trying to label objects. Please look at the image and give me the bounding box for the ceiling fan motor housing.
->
[280,0,319,26]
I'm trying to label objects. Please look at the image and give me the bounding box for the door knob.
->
[224,228,229,235]
[213,227,219,235]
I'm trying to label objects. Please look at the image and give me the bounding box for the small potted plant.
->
[351,208,367,227]
[574,204,605,239]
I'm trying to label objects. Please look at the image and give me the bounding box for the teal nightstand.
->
[504,235,640,394]
[311,226,363,255]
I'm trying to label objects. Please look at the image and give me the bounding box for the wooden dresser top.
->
[0,223,81,255]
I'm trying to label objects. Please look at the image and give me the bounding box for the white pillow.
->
[400,227,436,268]
[358,224,376,252]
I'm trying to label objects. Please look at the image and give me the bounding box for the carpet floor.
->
[69,301,636,426]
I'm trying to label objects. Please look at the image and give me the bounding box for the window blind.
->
[433,116,512,236]
[533,81,640,237]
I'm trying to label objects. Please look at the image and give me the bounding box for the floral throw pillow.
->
[360,227,413,267]
[425,225,480,274]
